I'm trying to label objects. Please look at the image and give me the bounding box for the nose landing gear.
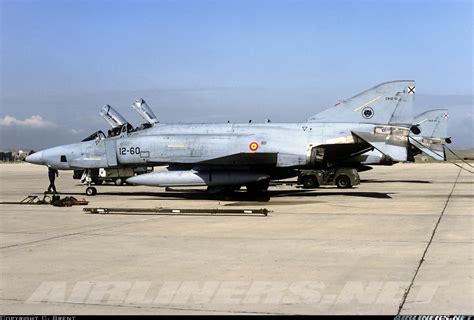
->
[85,186,97,196]
[81,170,98,196]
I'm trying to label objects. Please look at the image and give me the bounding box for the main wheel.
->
[301,175,319,189]
[207,186,236,194]
[246,179,270,193]
[114,178,123,186]
[335,175,352,188]
[86,187,97,196]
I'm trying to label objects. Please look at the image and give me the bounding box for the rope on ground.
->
[444,145,474,168]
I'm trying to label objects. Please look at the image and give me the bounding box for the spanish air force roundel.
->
[249,142,259,151]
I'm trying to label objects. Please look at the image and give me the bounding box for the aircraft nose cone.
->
[25,151,44,165]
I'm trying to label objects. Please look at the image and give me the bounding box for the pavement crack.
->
[397,167,462,315]
[0,218,161,250]
[0,297,288,315]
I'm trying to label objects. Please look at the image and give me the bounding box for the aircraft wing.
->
[198,152,278,166]
[308,141,373,168]
[167,152,306,169]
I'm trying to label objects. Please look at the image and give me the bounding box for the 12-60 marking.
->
[119,147,141,155]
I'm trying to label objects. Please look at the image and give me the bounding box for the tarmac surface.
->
[0,163,472,314]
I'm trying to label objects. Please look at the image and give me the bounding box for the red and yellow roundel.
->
[249,141,259,152]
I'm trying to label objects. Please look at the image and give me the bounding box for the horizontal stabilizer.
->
[409,137,446,161]
[352,131,408,162]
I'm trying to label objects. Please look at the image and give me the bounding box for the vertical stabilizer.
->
[307,80,415,125]
[413,109,449,139]
[409,109,449,161]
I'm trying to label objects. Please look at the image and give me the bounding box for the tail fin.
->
[409,109,449,161]
[413,109,449,139]
[307,80,415,125]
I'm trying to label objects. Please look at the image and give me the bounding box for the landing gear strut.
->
[81,170,98,196]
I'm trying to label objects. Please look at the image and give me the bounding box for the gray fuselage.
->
[28,122,377,175]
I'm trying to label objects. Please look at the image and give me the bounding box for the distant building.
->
[0,151,13,162]
[0,149,34,162]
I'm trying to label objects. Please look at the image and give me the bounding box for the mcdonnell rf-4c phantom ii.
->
[26,80,449,196]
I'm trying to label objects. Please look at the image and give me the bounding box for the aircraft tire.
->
[302,175,318,189]
[114,178,123,186]
[86,187,97,196]
[335,175,352,189]
[246,179,270,193]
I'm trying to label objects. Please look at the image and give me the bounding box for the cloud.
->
[0,115,56,128]
[0,115,88,149]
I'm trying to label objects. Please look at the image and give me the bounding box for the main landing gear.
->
[245,179,270,194]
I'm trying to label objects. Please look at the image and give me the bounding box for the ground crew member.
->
[47,166,59,193]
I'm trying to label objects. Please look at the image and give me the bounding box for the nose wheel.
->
[82,170,98,196]
[85,187,97,196]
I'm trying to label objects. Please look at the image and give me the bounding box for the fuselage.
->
[26,121,378,172]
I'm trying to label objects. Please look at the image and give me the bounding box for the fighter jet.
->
[26,80,420,196]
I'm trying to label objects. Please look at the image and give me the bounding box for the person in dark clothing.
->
[47,167,59,193]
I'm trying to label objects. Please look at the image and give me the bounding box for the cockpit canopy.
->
[132,99,159,125]
[100,105,128,128]
[81,131,106,142]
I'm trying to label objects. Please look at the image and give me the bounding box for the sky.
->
[0,0,472,150]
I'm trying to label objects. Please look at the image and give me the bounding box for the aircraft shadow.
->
[272,189,392,199]
[97,191,273,202]
[78,188,393,201]
[361,179,431,184]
